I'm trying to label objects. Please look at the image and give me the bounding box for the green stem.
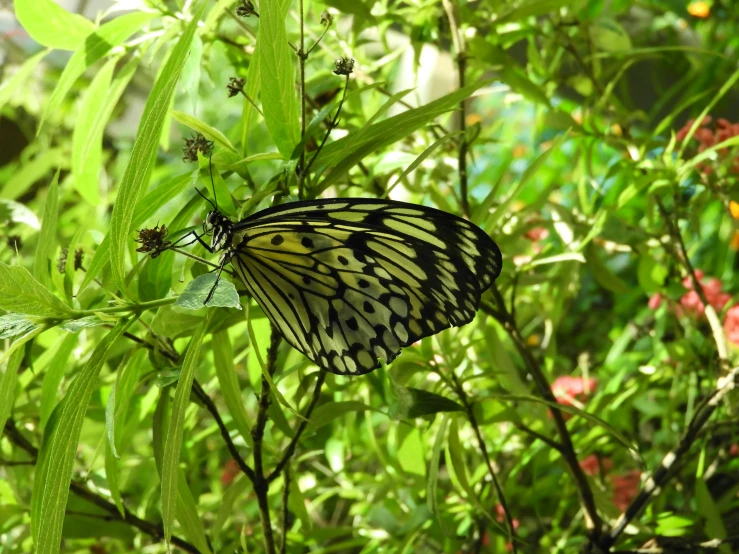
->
[71,297,177,318]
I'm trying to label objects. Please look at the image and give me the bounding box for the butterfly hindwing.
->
[229,199,502,375]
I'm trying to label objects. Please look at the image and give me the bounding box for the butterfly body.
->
[198,198,502,375]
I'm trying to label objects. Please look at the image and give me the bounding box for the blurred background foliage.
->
[1,0,739,553]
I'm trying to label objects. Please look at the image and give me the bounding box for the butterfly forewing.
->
[229,199,502,375]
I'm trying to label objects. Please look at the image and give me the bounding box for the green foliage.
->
[2,0,739,553]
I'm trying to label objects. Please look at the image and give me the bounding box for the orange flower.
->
[730,201,739,219]
[687,1,710,18]
[731,231,739,251]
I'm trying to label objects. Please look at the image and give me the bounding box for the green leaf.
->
[0,314,38,339]
[73,55,140,205]
[213,474,250,546]
[33,173,59,288]
[695,478,727,543]
[0,148,65,199]
[288,475,313,531]
[496,393,637,452]
[153,389,214,554]
[0,263,72,317]
[161,313,211,545]
[427,415,450,523]
[14,0,94,51]
[485,131,570,230]
[174,274,242,310]
[0,347,24,434]
[0,198,40,229]
[212,331,253,446]
[495,0,572,24]
[389,384,463,420]
[39,334,78,430]
[106,350,144,458]
[0,49,49,112]
[585,243,629,294]
[383,132,461,197]
[109,2,207,294]
[241,42,261,156]
[104,441,124,518]
[590,18,632,52]
[308,401,371,430]
[31,319,130,553]
[40,12,155,131]
[258,0,300,157]
[397,428,426,476]
[172,110,238,154]
[314,79,492,191]
[319,0,375,21]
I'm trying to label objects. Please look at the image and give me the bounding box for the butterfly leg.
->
[168,230,215,253]
[204,259,227,305]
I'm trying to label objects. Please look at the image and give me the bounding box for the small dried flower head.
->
[236,0,257,17]
[182,133,214,163]
[135,225,171,258]
[57,247,68,274]
[227,77,246,98]
[320,10,334,26]
[74,248,84,271]
[7,235,22,251]
[333,57,354,76]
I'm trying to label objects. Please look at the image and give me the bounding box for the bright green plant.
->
[2,0,739,553]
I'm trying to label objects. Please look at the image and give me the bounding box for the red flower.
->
[611,470,641,511]
[730,444,739,457]
[676,116,739,174]
[524,227,549,242]
[552,376,597,407]
[579,454,614,477]
[723,305,739,346]
[678,272,730,317]
[221,459,240,486]
[648,293,663,310]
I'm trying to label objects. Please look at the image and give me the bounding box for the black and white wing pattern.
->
[228,199,502,375]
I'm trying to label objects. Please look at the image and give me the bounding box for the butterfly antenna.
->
[195,187,217,211]
[208,155,218,211]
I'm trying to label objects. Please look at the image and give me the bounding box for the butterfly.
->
[164,195,502,375]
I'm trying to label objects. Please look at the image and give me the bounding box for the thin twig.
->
[484,285,603,537]
[442,0,470,217]
[655,198,727,361]
[280,466,291,554]
[298,0,307,200]
[448,371,519,554]
[302,74,351,183]
[251,328,282,554]
[192,379,256,483]
[600,365,739,550]
[3,420,200,554]
[112,329,257,484]
[239,89,264,117]
[267,370,326,484]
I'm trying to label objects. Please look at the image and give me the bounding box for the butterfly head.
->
[203,210,233,252]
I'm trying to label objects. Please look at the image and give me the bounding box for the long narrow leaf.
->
[39,12,155,131]
[161,313,211,545]
[109,2,207,294]
[33,173,59,288]
[72,55,140,205]
[31,318,132,554]
[258,0,299,157]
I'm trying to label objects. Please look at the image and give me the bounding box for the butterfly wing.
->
[229,199,502,375]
